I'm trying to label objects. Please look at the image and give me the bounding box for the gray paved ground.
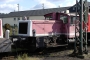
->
[30,46,90,60]
[0,38,12,53]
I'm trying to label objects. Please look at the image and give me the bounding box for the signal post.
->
[73,0,88,58]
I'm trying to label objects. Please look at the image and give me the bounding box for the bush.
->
[3,23,11,37]
[3,23,18,37]
[3,23,11,30]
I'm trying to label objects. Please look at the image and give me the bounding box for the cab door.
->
[69,16,79,38]
[59,14,69,35]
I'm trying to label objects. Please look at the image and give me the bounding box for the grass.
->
[1,53,41,60]
[16,53,41,60]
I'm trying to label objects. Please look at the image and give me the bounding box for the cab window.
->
[70,16,79,24]
[60,15,68,24]
[45,16,53,20]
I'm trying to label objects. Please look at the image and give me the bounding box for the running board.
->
[46,44,68,48]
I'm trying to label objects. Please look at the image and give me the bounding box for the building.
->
[0,7,70,26]
[0,2,90,26]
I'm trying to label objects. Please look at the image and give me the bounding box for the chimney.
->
[65,10,69,14]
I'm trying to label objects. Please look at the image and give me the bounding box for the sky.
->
[0,0,90,13]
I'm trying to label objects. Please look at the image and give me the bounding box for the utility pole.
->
[17,4,19,11]
[74,0,88,56]
[42,3,44,9]
[59,5,60,8]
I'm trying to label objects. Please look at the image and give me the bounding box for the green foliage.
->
[17,53,29,60]
[16,53,40,60]
[3,23,11,30]
[3,25,18,37]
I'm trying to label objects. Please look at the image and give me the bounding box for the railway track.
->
[1,44,90,60]
[0,39,74,59]
[0,39,90,60]
[0,45,71,59]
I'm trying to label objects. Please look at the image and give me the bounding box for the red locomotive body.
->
[87,14,90,32]
[44,12,79,39]
[11,12,90,51]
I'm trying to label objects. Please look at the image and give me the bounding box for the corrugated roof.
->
[0,7,70,18]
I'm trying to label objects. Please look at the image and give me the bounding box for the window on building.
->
[17,17,20,20]
[73,6,77,10]
[73,7,75,10]
[77,7,80,10]
[27,17,29,20]
[14,18,16,21]
[22,16,29,20]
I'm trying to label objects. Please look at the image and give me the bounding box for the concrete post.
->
[5,29,10,39]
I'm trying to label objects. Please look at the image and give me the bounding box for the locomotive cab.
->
[44,12,73,43]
